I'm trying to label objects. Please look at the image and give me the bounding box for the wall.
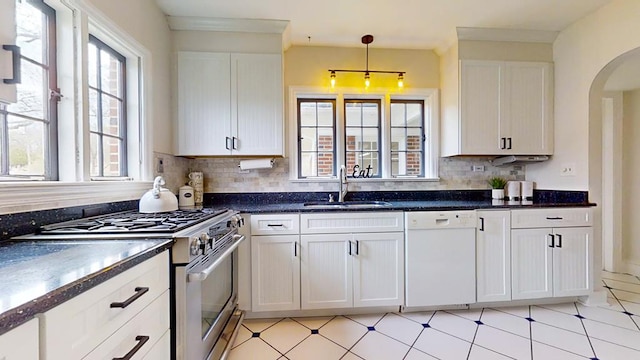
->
[178,44,522,193]
[622,89,640,266]
[86,0,173,155]
[526,0,640,190]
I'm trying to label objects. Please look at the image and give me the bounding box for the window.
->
[0,0,57,180]
[291,88,438,181]
[390,100,424,177]
[88,35,127,177]
[345,99,381,178]
[298,99,336,178]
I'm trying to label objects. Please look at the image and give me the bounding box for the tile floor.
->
[229,271,640,360]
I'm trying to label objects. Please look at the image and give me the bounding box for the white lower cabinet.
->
[476,210,511,303]
[300,212,405,310]
[40,252,170,359]
[511,208,593,300]
[511,227,593,299]
[300,232,404,310]
[0,318,39,360]
[251,234,301,311]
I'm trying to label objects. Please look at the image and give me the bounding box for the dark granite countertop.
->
[205,190,595,214]
[0,238,173,336]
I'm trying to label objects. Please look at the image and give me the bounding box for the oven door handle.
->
[188,234,245,282]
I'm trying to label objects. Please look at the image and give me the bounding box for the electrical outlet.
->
[156,157,164,173]
[472,165,485,172]
[560,163,575,177]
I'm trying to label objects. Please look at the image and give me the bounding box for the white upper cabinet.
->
[443,60,553,156]
[176,52,283,156]
[0,0,18,104]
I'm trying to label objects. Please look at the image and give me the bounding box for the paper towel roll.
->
[239,158,274,170]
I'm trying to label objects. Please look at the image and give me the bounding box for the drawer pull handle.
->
[546,217,563,220]
[267,224,284,227]
[112,335,149,360]
[110,287,149,308]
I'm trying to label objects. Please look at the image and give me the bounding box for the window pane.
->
[8,61,46,119]
[100,49,122,97]
[88,43,98,88]
[317,152,334,176]
[89,89,99,131]
[16,1,44,63]
[300,152,317,177]
[345,102,362,126]
[90,133,100,176]
[102,95,121,136]
[345,128,361,151]
[8,115,45,175]
[406,103,423,127]
[390,103,406,127]
[317,102,333,126]
[300,128,317,151]
[299,102,317,126]
[102,135,121,176]
[362,103,379,126]
[318,127,333,151]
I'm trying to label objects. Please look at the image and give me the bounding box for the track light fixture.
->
[328,34,406,88]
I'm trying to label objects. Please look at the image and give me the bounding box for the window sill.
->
[0,181,152,215]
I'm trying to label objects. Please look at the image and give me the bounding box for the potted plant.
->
[488,177,507,200]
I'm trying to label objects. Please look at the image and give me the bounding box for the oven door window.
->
[200,254,233,338]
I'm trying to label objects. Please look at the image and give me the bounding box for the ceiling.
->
[154,0,614,52]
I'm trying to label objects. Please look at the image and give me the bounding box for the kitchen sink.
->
[303,201,393,209]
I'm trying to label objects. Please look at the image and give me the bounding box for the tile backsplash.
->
[155,156,525,193]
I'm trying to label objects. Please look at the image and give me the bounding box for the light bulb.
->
[364,72,370,88]
[398,73,404,88]
[330,71,336,88]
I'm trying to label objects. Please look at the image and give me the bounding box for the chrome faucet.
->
[338,165,348,202]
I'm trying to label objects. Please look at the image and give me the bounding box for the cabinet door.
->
[232,53,283,156]
[301,234,352,310]
[0,318,38,360]
[352,232,404,307]
[177,52,231,156]
[511,228,553,300]
[459,60,501,154]
[553,227,593,297]
[251,235,300,311]
[0,0,17,104]
[476,210,511,302]
[503,62,553,154]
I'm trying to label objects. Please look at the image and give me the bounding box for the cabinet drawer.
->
[83,291,170,360]
[511,208,592,228]
[0,318,38,360]
[42,252,169,359]
[251,214,300,235]
[301,212,404,234]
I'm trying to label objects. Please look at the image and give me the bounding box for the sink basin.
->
[303,201,392,209]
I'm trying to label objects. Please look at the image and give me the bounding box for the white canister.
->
[178,185,195,208]
[521,181,534,200]
[506,181,521,201]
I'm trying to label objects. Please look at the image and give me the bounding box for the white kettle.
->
[139,176,179,213]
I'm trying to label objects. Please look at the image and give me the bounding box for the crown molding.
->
[167,16,289,34]
[457,27,559,43]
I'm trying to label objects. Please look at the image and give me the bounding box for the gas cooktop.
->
[37,208,229,235]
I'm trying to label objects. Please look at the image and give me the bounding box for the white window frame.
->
[0,0,153,214]
[288,86,439,182]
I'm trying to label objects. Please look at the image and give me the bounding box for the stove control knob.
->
[200,233,212,249]
[190,237,202,256]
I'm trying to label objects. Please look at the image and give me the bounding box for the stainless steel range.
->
[25,208,246,360]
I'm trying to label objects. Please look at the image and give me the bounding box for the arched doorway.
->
[590,47,640,275]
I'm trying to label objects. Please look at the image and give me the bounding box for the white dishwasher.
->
[405,211,476,308]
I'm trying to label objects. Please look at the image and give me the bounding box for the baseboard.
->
[579,290,609,307]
